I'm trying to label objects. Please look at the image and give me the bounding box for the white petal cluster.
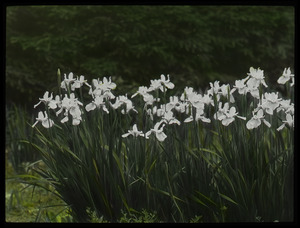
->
[214,102,246,126]
[110,95,137,114]
[148,74,175,92]
[145,120,167,142]
[277,67,294,86]
[277,113,294,131]
[122,124,145,138]
[34,91,57,109]
[32,67,294,138]
[32,111,54,128]
[246,109,271,130]
[56,93,83,125]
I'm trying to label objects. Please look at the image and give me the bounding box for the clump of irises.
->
[33,67,294,138]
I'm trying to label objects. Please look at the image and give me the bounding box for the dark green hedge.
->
[6,5,294,108]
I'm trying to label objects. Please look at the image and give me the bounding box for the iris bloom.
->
[221,106,246,126]
[232,78,249,95]
[214,102,245,126]
[258,92,282,115]
[71,75,91,91]
[32,111,54,128]
[148,74,175,92]
[131,87,159,107]
[131,86,151,98]
[277,99,294,115]
[201,94,214,106]
[122,124,145,138]
[207,81,221,101]
[154,104,169,117]
[247,67,268,88]
[146,120,167,142]
[277,67,294,86]
[111,95,137,114]
[56,93,83,125]
[277,113,294,131]
[219,84,235,103]
[34,91,57,109]
[214,102,229,121]
[162,111,181,125]
[246,109,271,130]
[61,72,76,91]
[85,95,109,113]
[89,77,116,99]
[92,77,116,91]
[187,93,205,110]
[143,94,160,107]
[180,87,194,101]
[184,108,211,123]
[159,74,175,90]
[246,79,260,99]
[166,96,186,113]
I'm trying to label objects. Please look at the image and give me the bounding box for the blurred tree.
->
[6,5,294,109]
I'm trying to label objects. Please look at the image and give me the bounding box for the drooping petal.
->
[102,106,109,114]
[155,131,167,142]
[42,119,54,128]
[285,114,294,127]
[256,109,264,119]
[263,119,271,128]
[200,116,211,123]
[237,115,246,121]
[85,103,96,112]
[246,118,261,130]
[38,111,45,119]
[61,115,69,123]
[184,115,194,123]
[34,100,43,109]
[72,118,81,126]
[169,119,181,125]
[222,117,234,126]
[70,107,81,118]
[56,108,63,116]
[229,107,237,116]
[165,81,175,89]
[265,107,273,115]
[145,130,152,138]
[122,133,131,138]
[277,123,286,131]
[48,100,57,109]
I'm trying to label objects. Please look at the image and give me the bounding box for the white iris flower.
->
[61,72,76,91]
[85,95,109,113]
[246,109,271,130]
[122,124,145,138]
[71,75,91,91]
[34,91,57,109]
[277,113,294,131]
[146,121,167,142]
[277,67,294,86]
[32,111,54,128]
[247,67,268,88]
[148,74,175,92]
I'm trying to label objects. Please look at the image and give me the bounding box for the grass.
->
[5,153,72,223]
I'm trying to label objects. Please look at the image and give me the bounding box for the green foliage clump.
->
[24,67,293,223]
[118,209,158,223]
[6,104,39,173]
